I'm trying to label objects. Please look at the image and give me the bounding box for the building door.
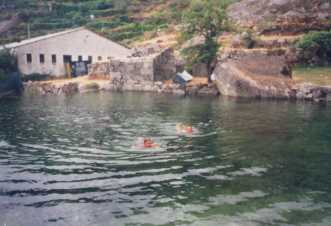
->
[63,55,72,78]
[72,61,88,77]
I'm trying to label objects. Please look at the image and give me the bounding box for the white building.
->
[0,27,133,77]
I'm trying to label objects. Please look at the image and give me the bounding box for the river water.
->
[0,92,330,226]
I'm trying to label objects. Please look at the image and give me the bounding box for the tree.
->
[0,49,17,73]
[182,0,231,80]
[0,49,17,80]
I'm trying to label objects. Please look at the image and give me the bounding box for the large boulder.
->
[213,50,331,101]
[228,0,331,34]
[213,51,295,99]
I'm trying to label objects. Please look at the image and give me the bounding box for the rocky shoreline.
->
[23,77,331,103]
[19,44,331,102]
[23,78,219,97]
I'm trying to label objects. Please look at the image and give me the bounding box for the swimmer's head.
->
[186,126,193,133]
[144,138,153,145]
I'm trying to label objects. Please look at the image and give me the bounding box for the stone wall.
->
[24,79,220,97]
[88,48,178,83]
[89,56,155,83]
[153,48,177,81]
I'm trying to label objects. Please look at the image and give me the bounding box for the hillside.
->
[228,0,331,34]
[2,0,331,48]
[0,0,187,46]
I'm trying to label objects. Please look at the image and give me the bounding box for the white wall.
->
[13,29,132,77]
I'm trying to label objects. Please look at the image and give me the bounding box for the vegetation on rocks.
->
[181,0,233,78]
[0,49,17,80]
[0,0,180,45]
[296,31,331,66]
[1,0,331,89]
[293,66,331,86]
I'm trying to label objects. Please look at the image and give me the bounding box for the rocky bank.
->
[213,50,331,102]
[23,77,219,97]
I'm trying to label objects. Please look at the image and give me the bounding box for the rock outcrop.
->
[213,57,294,99]
[228,0,331,34]
[213,50,331,101]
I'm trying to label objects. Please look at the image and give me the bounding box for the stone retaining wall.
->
[24,80,219,97]
[88,56,154,82]
[88,48,178,83]
[153,48,178,81]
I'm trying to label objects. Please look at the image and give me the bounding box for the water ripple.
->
[0,93,330,226]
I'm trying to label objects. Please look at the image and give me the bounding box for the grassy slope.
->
[293,66,331,86]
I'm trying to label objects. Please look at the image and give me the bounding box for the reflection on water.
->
[0,92,331,226]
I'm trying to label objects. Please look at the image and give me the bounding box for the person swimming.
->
[143,138,159,148]
[176,123,194,134]
[135,137,160,149]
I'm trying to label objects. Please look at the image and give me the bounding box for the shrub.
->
[182,42,219,73]
[96,1,114,10]
[0,49,19,84]
[0,49,17,74]
[0,69,8,81]
[181,0,230,77]
[241,31,256,49]
[296,30,331,65]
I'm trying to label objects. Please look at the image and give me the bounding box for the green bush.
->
[96,1,114,10]
[0,49,17,74]
[182,42,219,73]
[296,30,331,65]
[181,0,230,76]
[0,69,8,81]
[0,49,18,81]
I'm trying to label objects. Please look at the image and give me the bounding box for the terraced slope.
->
[0,0,185,45]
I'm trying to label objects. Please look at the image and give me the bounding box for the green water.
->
[0,92,331,226]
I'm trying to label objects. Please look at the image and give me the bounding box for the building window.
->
[88,56,92,63]
[52,54,57,64]
[26,53,32,64]
[63,55,72,63]
[78,55,82,62]
[107,56,112,61]
[39,54,45,64]
[98,56,102,61]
